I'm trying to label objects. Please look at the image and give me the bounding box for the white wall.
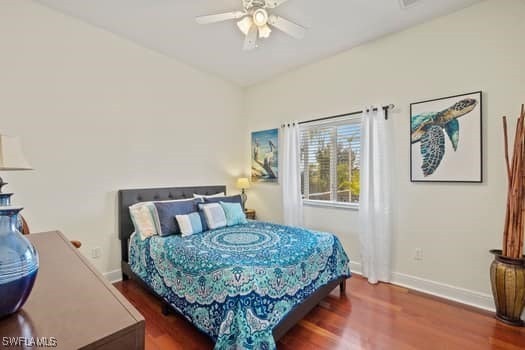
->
[1,0,522,310]
[0,1,245,275]
[244,0,525,309]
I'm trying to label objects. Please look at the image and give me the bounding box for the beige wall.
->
[0,1,245,275]
[244,0,525,308]
[2,0,523,310]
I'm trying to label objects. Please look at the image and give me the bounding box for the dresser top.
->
[0,231,144,349]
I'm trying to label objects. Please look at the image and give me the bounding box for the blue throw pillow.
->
[198,211,209,232]
[175,212,203,237]
[154,199,200,236]
[220,201,247,227]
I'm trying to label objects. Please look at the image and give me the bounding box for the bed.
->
[118,186,351,350]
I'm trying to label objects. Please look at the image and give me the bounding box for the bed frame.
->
[118,185,348,342]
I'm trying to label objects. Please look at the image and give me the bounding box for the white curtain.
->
[281,122,304,226]
[359,107,393,284]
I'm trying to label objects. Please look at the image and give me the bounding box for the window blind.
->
[300,116,361,204]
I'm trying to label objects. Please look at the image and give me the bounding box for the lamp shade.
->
[236,178,250,190]
[0,135,32,170]
[237,16,253,36]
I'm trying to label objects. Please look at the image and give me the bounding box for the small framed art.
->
[251,128,279,183]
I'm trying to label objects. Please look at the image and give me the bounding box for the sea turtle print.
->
[411,98,478,176]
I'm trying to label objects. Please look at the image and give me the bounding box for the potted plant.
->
[490,105,525,326]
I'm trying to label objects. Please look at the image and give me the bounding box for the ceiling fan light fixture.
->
[197,0,306,51]
[258,24,272,39]
[253,8,268,26]
[237,16,253,35]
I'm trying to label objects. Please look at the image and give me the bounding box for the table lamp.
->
[236,178,250,209]
[0,135,33,196]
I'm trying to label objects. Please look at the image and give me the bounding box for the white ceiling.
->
[35,0,482,86]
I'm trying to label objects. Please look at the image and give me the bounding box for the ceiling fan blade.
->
[243,24,258,51]
[265,0,290,8]
[196,11,245,24]
[268,15,306,39]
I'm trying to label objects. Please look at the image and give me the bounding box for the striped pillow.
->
[175,212,203,237]
[199,203,227,230]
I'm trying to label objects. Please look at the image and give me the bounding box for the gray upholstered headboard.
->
[118,185,226,262]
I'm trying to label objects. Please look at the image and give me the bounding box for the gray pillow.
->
[204,194,244,209]
[154,199,199,236]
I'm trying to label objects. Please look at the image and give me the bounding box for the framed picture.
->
[251,128,279,183]
[410,91,482,182]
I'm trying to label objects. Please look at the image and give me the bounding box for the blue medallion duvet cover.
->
[129,221,350,350]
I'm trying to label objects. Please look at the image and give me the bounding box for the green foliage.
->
[350,170,360,200]
[306,131,360,202]
[335,142,360,202]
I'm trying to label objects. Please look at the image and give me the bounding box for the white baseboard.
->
[350,261,363,274]
[349,262,495,312]
[103,269,122,283]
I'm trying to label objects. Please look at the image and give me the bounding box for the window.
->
[300,115,361,207]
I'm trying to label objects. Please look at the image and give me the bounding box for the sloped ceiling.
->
[35,0,482,86]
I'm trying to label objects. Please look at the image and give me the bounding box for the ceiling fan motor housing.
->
[253,8,269,26]
[243,0,267,11]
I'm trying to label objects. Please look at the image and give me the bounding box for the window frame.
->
[300,114,361,210]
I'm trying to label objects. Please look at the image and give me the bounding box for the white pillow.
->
[129,203,157,240]
[199,203,227,230]
[193,192,225,199]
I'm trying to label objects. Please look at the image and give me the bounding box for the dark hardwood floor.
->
[114,276,525,349]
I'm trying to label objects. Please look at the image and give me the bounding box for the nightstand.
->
[244,209,256,220]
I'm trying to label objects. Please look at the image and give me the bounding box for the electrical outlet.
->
[414,248,423,261]
[91,247,102,259]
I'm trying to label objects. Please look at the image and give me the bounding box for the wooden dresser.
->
[0,231,145,350]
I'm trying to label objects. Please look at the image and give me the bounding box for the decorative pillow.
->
[154,199,200,236]
[130,197,193,239]
[204,194,244,209]
[175,212,204,237]
[129,203,158,240]
[199,203,227,230]
[193,192,225,199]
[220,201,247,227]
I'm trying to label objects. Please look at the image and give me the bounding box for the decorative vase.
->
[0,193,24,234]
[489,249,525,327]
[0,207,39,319]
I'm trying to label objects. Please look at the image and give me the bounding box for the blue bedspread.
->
[129,221,350,350]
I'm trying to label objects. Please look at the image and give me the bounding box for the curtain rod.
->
[298,104,395,125]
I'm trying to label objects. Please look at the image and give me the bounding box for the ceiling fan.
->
[196,0,306,51]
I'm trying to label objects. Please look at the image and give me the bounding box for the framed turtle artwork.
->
[410,91,483,183]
